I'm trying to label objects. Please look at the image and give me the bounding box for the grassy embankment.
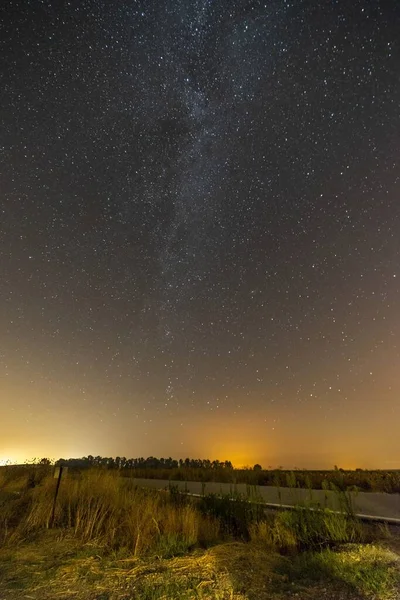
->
[0,466,399,599]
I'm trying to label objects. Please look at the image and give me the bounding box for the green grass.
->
[283,544,400,599]
[250,505,362,552]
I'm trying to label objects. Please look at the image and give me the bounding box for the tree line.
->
[55,455,235,470]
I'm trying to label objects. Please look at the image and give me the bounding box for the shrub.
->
[250,506,362,552]
[198,493,264,540]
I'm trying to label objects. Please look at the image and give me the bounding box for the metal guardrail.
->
[137,482,400,525]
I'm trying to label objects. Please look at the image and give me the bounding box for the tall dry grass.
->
[1,470,220,557]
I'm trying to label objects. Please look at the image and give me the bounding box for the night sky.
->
[1,1,399,468]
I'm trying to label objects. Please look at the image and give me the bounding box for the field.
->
[53,457,400,494]
[122,467,400,494]
[1,465,400,599]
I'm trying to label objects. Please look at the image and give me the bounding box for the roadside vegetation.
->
[36,455,400,493]
[0,466,399,599]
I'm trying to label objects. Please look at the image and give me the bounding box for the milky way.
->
[1,1,399,467]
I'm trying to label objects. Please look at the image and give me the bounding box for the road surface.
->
[133,477,400,522]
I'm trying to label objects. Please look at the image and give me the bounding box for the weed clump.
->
[251,506,362,552]
[198,493,264,540]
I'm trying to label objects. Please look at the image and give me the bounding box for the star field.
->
[1,0,399,467]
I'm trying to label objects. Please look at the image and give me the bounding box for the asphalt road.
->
[133,478,400,521]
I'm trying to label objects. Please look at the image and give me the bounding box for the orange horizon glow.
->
[1,352,399,471]
[1,444,399,471]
